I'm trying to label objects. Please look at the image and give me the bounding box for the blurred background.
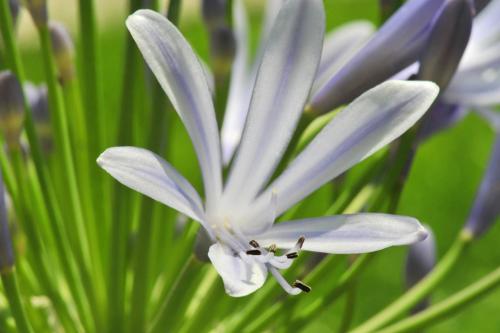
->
[10,0,500,331]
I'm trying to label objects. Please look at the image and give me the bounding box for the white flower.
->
[97,1,439,297]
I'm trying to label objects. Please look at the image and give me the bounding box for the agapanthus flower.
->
[98,1,439,297]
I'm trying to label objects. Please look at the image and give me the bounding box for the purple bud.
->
[25,0,47,28]
[417,0,473,90]
[418,102,467,141]
[25,83,52,153]
[9,0,20,25]
[0,71,25,149]
[202,0,227,29]
[49,22,75,84]
[464,133,500,237]
[405,227,436,312]
[0,174,14,272]
[310,0,446,113]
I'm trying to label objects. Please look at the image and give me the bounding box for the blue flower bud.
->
[310,0,446,113]
[417,0,474,90]
[202,0,227,29]
[25,0,47,28]
[405,227,436,312]
[464,133,500,237]
[9,0,20,25]
[25,83,52,153]
[0,71,25,149]
[49,22,75,84]
[0,174,14,273]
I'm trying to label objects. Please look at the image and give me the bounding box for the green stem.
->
[1,269,33,333]
[78,0,103,154]
[338,282,357,333]
[378,265,500,333]
[167,0,182,24]
[351,231,472,333]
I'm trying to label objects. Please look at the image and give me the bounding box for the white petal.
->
[312,21,375,95]
[254,213,428,254]
[97,147,204,223]
[126,10,222,208]
[244,81,438,232]
[208,242,267,297]
[221,0,251,165]
[223,0,325,205]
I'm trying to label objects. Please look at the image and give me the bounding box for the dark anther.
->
[292,280,311,293]
[246,249,261,255]
[249,240,260,248]
[297,236,305,249]
[286,252,298,259]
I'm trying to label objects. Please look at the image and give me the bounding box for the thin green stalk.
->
[351,231,473,333]
[0,3,93,329]
[338,282,357,333]
[78,0,103,154]
[149,255,203,333]
[1,269,33,333]
[378,265,500,333]
[167,0,182,24]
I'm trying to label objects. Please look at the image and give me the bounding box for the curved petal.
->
[254,213,428,254]
[208,242,267,297]
[243,81,438,233]
[310,0,445,113]
[126,10,222,209]
[221,0,251,165]
[312,21,375,95]
[223,0,325,205]
[97,147,204,223]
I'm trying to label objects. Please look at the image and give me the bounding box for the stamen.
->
[249,240,260,248]
[292,280,311,293]
[286,252,298,259]
[268,266,301,295]
[297,236,305,249]
[267,244,277,253]
[246,249,261,255]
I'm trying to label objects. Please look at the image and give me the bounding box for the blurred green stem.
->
[1,269,33,333]
[351,231,473,333]
[378,265,500,333]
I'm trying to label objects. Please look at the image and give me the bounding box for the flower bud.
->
[0,174,14,273]
[202,0,227,29]
[464,131,500,238]
[417,0,473,90]
[210,25,236,78]
[25,83,52,153]
[418,102,466,142]
[310,0,445,114]
[49,22,75,84]
[0,71,25,150]
[405,227,436,312]
[25,0,48,28]
[9,0,20,26]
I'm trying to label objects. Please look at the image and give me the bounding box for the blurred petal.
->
[417,0,473,89]
[221,0,251,165]
[464,133,500,237]
[312,21,375,95]
[223,0,325,205]
[418,102,467,141]
[97,147,205,223]
[254,213,428,254]
[208,242,267,297]
[245,81,438,231]
[406,227,436,288]
[126,10,222,208]
[310,0,445,113]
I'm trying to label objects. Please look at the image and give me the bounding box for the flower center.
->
[245,237,311,295]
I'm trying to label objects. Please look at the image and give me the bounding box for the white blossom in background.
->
[98,0,439,297]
